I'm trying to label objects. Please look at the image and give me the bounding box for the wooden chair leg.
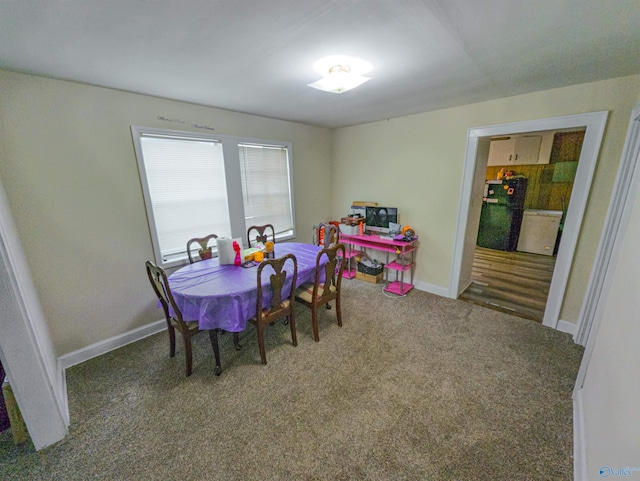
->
[167,324,176,358]
[183,335,193,377]
[256,324,267,365]
[289,311,297,347]
[311,304,320,342]
[208,329,222,376]
[336,295,343,327]
[233,332,241,350]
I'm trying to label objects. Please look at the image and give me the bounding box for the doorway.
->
[459,129,585,322]
[449,111,608,330]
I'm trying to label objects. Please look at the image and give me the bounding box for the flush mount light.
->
[308,55,372,94]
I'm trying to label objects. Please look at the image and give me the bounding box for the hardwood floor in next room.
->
[459,247,557,322]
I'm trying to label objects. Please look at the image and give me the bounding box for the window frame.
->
[131,126,296,268]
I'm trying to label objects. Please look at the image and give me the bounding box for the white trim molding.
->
[556,319,577,336]
[571,103,640,481]
[573,388,588,481]
[0,179,69,449]
[573,103,640,392]
[450,111,609,332]
[59,320,166,370]
[574,104,640,348]
[413,280,450,298]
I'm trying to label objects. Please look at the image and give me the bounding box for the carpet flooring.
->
[0,280,584,480]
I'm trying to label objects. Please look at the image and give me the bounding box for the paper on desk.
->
[218,237,244,265]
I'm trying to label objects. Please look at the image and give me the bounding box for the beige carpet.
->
[0,280,584,480]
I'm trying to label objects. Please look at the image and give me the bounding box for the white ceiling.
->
[2,0,640,129]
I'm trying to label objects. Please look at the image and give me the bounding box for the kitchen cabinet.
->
[487,135,542,166]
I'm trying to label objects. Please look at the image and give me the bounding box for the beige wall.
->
[0,69,332,355]
[331,74,640,323]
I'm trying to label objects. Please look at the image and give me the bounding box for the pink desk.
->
[339,233,418,296]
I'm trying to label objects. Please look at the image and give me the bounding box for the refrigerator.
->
[476,177,528,251]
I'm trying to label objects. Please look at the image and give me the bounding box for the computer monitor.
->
[365,207,398,234]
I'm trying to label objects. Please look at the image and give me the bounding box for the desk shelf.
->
[343,249,362,259]
[386,260,413,272]
[340,237,415,255]
[385,281,414,296]
[342,269,357,279]
[339,233,418,295]
[340,247,362,279]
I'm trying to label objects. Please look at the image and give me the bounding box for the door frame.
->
[575,102,640,380]
[0,179,69,449]
[449,111,609,329]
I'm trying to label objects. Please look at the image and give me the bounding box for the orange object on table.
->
[254,251,264,262]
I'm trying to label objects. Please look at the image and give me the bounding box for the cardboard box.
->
[341,216,364,226]
[355,270,383,284]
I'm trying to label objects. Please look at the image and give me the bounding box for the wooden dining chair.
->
[312,223,341,310]
[247,224,275,247]
[249,253,298,365]
[186,234,218,264]
[145,260,207,376]
[295,243,346,342]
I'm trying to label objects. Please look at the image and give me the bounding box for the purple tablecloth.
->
[168,242,323,331]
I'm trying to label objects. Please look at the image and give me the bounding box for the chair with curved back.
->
[247,224,275,248]
[249,253,298,365]
[313,222,341,310]
[146,260,210,376]
[295,243,346,342]
[314,223,339,248]
[187,234,218,264]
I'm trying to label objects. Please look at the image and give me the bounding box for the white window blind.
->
[139,135,231,262]
[239,143,294,236]
[133,126,296,267]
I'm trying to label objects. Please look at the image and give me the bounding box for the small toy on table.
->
[232,241,242,266]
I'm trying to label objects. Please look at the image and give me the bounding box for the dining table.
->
[168,241,325,375]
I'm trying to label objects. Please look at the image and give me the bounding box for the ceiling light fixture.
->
[308,55,372,94]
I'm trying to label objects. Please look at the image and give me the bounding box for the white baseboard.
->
[413,280,450,298]
[573,388,587,481]
[557,319,577,336]
[58,319,166,370]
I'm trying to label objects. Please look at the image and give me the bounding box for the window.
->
[132,127,295,267]
[239,143,294,236]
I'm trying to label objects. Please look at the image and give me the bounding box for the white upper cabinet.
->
[487,135,542,166]
[487,137,516,165]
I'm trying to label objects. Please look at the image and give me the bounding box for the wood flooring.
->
[458,247,556,322]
